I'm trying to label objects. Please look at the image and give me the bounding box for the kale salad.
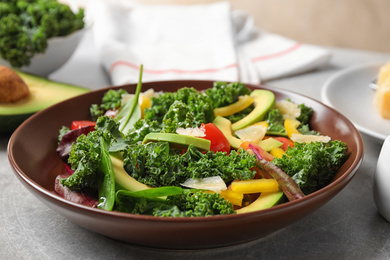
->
[55,68,349,217]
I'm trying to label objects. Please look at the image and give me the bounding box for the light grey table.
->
[2,30,390,260]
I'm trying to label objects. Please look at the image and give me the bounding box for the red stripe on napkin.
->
[109,61,237,75]
[109,43,301,75]
[251,43,301,63]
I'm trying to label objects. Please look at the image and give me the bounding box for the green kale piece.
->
[122,142,256,187]
[61,116,125,192]
[297,103,313,125]
[266,109,287,135]
[140,82,251,134]
[226,105,254,123]
[144,87,214,127]
[0,0,84,67]
[125,119,162,144]
[265,104,316,136]
[272,140,349,195]
[90,89,128,120]
[161,100,195,133]
[204,81,251,108]
[62,131,100,192]
[116,188,235,217]
[58,125,70,143]
[155,189,236,217]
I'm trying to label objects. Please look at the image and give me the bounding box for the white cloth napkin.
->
[87,0,331,86]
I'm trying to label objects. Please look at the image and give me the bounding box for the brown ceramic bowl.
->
[7,80,363,249]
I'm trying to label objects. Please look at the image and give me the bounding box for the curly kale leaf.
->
[125,119,162,144]
[123,142,187,187]
[162,100,195,133]
[265,105,316,136]
[296,103,313,125]
[226,105,254,123]
[90,89,129,120]
[58,125,70,143]
[116,188,235,217]
[123,142,256,187]
[61,131,101,192]
[266,109,287,136]
[60,116,125,192]
[272,140,349,195]
[204,81,251,108]
[144,87,214,127]
[155,189,236,217]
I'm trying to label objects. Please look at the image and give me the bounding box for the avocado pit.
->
[0,65,30,103]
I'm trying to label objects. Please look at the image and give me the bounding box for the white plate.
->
[321,62,390,141]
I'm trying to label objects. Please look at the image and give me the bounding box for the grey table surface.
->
[2,30,390,260]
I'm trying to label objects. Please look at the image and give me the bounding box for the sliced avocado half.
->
[236,190,285,214]
[231,90,275,131]
[0,71,89,133]
[258,137,283,152]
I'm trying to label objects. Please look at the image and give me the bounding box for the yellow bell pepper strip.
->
[270,147,286,158]
[252,121,269,129]
[220,189,244,206]
[214,95,254,117]
[139,94,152,118]
[231,179,280,194]
[284,117,301,138]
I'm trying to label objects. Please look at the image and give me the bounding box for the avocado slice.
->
[111,155,151,192]
[0,71,89,133]
[142,132,211,151]
[231,90,275,131]
[258,137,283,152]
[236,191,285,214]
[212,116,243,149]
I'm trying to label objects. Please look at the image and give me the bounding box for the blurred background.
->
[60,0,390,53]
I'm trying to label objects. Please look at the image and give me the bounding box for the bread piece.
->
[375,69,390,119]
[377,61,390,86]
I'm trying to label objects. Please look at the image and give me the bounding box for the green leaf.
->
[115,65,144,135]
[97,136,116,211]
[116,186,184,200]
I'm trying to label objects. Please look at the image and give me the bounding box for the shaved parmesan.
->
[235,125,267,143]
[176,127,205,137]
[276,100,301,119]
[181,176,227,193]
[291,134,331,143]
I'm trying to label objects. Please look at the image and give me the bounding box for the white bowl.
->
[373,135,390,222]
[0,27,86,77]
